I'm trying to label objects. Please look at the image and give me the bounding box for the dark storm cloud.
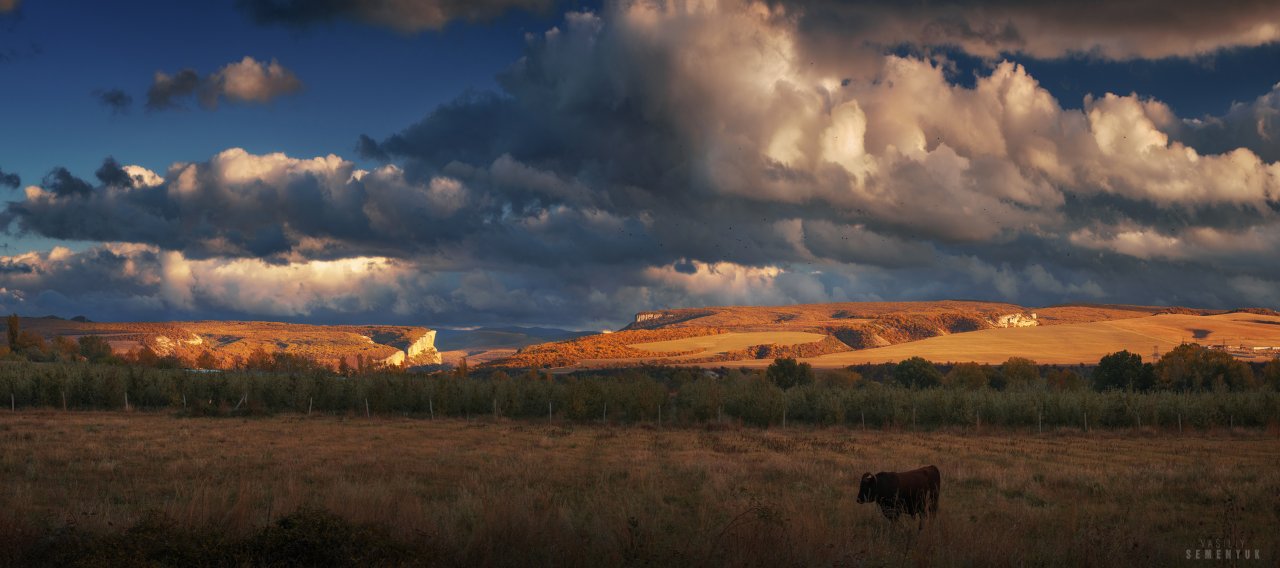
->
[769,0,1280,61]
[92,89,133,115]
[41,167,93,198]
[236,0,554,32]
[0,167,18,189]
[94,157,134,188]
[146,69,200,110]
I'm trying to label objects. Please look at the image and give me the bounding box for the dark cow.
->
[856,465,940,528]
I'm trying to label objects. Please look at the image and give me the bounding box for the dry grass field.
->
[628,331,828,358]
[553,311,1280,370]
[623,300,1029,331]
[712,312,1280,368]
[2,411,1277,566]
[497,301,1233,369]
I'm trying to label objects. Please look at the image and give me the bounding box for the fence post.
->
[548,401,553,424]
[1178,412,1182,434]
[782,407,787,429]
[10,392,13,412]
[1038,408,1042,434]
[912,405,917,431]
[861,410,865,430]
[493,397,498,420]
[1083,410,1088,432]
[603,401,607,423]
[365,398,370,418]
[429,397,434,420]
[657,403,661,427]
[125,391,130,412]
[62,390,67,412]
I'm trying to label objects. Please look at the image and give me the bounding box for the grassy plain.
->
[714,313,1280,368]
[627,331,828,358]
[2,411,1278,566]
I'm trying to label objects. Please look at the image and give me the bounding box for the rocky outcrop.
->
[992,313,1038,328]
[405,330,441,365]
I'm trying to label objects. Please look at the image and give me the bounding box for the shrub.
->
[765,357,814,390]
[893,357,942,389]
[1093,350,1154,391]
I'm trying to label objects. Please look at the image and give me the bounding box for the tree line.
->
[0,360,1276,430]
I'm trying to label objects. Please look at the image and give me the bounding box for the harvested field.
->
[629,331,828,358]
[1,411,1276,566]
[755,312,1280,367]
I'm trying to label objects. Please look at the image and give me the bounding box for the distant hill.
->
[435,326,593,367]
[488,301,1271,369]
[11,318,440,369]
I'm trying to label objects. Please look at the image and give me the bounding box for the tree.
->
[133,345,161,368]
[944,362,989,390]
[246,348,274,371]
[817,368,861,388]
[6,313,18,348]
[194,350,219,370]
[893,357,942,389]
[1046,367,1086,391]
[766,357,814,390]
[14,330,48,360]
[1155,343,1254,391]
[53,336,80,360]
[1093,350,1154,391]
[1264,357,1280,391]
[1000,357,1040,391]
[78,335,114,362]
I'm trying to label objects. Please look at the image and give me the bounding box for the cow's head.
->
[856,472,876,503]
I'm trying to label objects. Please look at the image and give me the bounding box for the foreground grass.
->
[1,412,1278,566]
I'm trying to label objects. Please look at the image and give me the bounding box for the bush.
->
[1093,350,1154,391]
[765,357,814,390]
[893,357,942,389]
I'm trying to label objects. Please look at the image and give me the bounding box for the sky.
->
[1,0,1280,329]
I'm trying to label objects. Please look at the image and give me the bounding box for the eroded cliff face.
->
[992,313,1039,328]
[17,317,442,370]
[405,330,441,365]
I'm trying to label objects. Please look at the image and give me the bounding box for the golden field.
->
[494,301,1257,369]
[2,411,1277,566]
[755,312,1280,368]
[627,331,827,358]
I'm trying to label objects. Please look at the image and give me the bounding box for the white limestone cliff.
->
[993,313,1038,328]
[406,330,441,365]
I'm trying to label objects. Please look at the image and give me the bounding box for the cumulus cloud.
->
[5,1,1280,326]
[236,0,553,32]
[1171,83,1280,162]
[147,57,302,111]
[92,88,133,115]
